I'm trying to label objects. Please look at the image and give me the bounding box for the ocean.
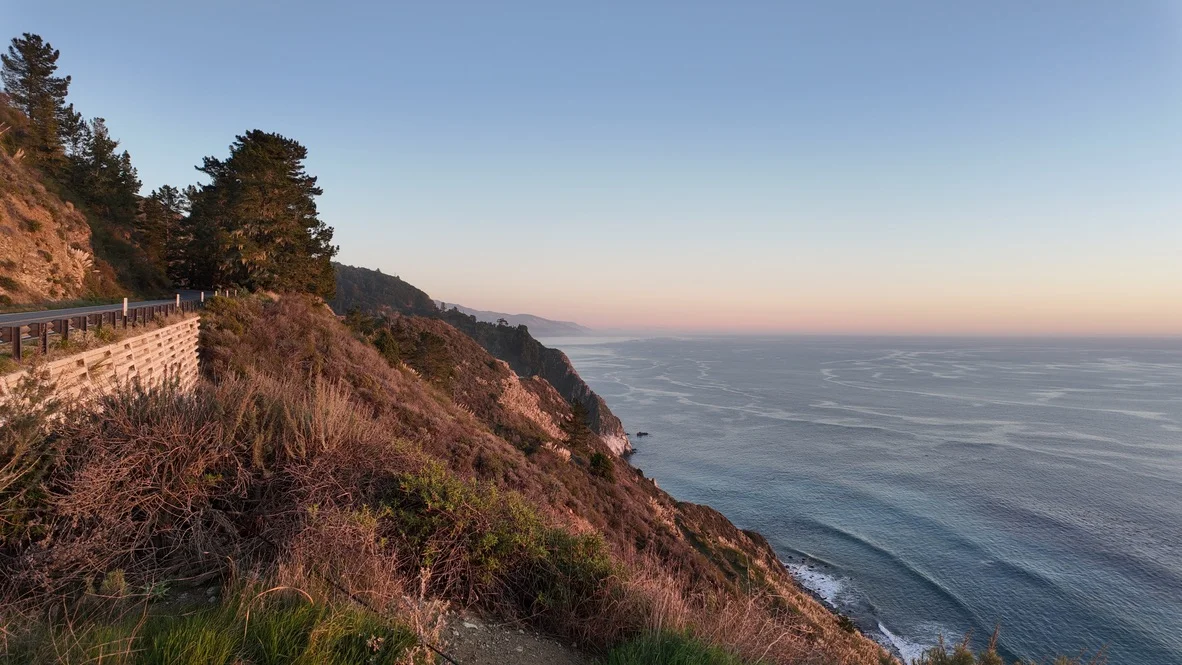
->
[541,335,1182,665]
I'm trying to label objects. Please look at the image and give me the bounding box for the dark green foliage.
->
[332,263,439,316]
[138,184,190,283]
[60,116,144,232]
[379,463,622,633]
[602,632,752,665]
[1,34,167,297]
[0,367,62,544]
[187,130,337,296]
[1,33,70,163]
[909,633,1103,665]
[385,463,548,584]
[590,451,615,481]
[0,275,18,291]
[911,638,1001,665]
[564,400,596,451]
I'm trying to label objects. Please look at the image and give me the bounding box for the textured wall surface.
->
[0,317,200,403]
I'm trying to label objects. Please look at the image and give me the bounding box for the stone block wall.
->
[0,317,200,404]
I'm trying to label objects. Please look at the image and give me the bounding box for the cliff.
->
[332,262,632,454]
[0,148,102,304]
[438,308,631,454]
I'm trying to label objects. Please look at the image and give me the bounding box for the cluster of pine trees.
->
[0,32,337,298]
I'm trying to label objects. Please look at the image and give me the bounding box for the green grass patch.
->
[602,632,753,665]
[7,593,417,665]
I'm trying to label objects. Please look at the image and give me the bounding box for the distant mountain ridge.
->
[435,301,592,337]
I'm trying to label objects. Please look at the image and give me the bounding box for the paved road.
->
[0,290,207,327]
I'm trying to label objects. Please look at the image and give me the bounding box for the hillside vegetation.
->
[0,295,892,664]
[1,33,337,306]
[334,263,632,454]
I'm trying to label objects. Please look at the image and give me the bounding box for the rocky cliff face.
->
[435,311,631,455]
[332,263,632,454]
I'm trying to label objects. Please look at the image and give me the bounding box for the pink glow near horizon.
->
[441,275,1182,336]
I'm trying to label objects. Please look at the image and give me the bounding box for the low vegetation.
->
[602,632,754,665]
[6,589,422,664]
[1,295,891,664]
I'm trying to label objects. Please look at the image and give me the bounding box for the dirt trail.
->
[440,613,591,665]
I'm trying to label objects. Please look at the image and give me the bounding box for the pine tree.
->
[78,118,139,224]
[138,185,189,283]
[59,102,88,191]
[59,102,86,156]
[0,33,70,162]
[189,130,337,296]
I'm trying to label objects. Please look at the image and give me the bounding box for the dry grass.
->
[1,295,894,664]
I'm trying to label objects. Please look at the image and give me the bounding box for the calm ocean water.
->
[543,336,1182,665]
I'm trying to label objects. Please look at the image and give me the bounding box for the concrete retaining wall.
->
[0,317,200,403]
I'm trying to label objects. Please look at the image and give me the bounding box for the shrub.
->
[590,451,615,481]
[0,275,18,291]
[603,631,753,665]
[911,634,1104,665]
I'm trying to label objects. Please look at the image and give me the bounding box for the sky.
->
[8,1,1182,335]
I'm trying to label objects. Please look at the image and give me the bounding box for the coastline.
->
[781,555,928,663]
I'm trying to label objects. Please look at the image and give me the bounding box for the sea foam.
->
[784,562,845,605]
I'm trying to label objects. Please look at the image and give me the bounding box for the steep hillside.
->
[333,262,632,454]
[345,310,576,456]
[0,96,162,306]
[0,294,891,665]
[0,148,114,304]
[438,308,631,454]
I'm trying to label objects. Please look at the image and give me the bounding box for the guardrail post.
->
[9,326,20,361]
[58,318,69,342]
[80,314,88,333]
[39,323,48,355]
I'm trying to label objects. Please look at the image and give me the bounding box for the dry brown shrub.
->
[0,295,891,665]
[616,551,894,665]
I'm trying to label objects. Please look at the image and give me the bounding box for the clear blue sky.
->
[10,1,1182,333]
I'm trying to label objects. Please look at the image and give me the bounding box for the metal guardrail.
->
[1,290,236,362]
